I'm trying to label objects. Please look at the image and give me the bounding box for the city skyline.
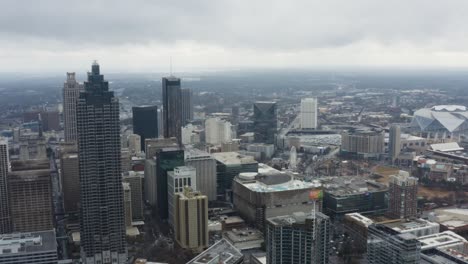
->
[2,1,468,72]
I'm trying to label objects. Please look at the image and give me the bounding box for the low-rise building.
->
[186,238,244,264]
[321,176,388,219]
[223,228,264,251]
[232,163,321,229]
[0,230,58,264]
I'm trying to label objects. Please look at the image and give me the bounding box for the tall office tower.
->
[205,117,233,145]
[0,230,58,263]
[300,98,318,129]
[122,183,132,227]
[389,125,401,163]
[168,166,197,227]
[132,105,158,151]
[120,149,131,173]
[253,101,277,144]
[185,148,217,201]
[0,138,11,234]
[8,160,53,232]
[162,77,182,144]
[266,211,330,264]
[63,72,84,143]
[122,171,144,221]
[61,151,80,213]
[174,187,208,253]
[181,88,194,125]
[144,158,157,207]
[157,108,164,138]
[127,134,141,154]
[388,171,418,219]
[156,148,184,220]
[76,62,127,264]
[367,224,421,264]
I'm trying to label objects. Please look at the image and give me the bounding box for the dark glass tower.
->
[181,88,193,125]
[253,101,277,144]
[156,148,184,220]
[162,77,182,144]
[132,105,158,150]
[77,62,127,264]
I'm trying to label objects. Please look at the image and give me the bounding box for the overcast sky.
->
[1,0,468,73]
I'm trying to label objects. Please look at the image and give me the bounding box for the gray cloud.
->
[1,0,468,71]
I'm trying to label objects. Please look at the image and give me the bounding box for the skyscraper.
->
[132,105,158,151]
[253,101,277,144]
[61,151,80,213]
[266,211,330,264]
[162,77,182,144]
[8,160,53,232]
[205,117,232,145]
[168,166,197,227]
[76,62,127,264]
[0,138,11,234]
[388,171,418,219]
[174,187,208,253]
[181,88,194,125]
[300,98,318,129]
[185,148,217,201]
[389,125,401,163]
[63,72,84,143]
[367,224,421,264]
[156,148,184,220]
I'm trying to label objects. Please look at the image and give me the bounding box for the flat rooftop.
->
[185,148,212,159]
[224,228,264,244]
[212,152,257,166]
[187,238,243,264]
[321,176,387,197]
[236,164,321,192]
[383,219,439,233]
[0,230,57,255]
[267,211,329,227]
[418,231,467,250]
[345,213,374,227]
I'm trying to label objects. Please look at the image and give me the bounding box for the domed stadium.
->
[410,105,468,136]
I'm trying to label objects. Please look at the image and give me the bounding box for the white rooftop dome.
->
[411,105,468,134]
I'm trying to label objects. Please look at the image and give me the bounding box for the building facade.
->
[174,188,208,253]
[63,72,84,143]
[266,212,330,264]
[300,98,318,129]
[185,148,217,201]
[61,151,80,213]
[132,105,158,151]
[156,148,184,220]
[76,62,127,264]
[0,230,58,264]
[162,77,182,144]
[8,160,53,232]
[0,138,10,234]
[367,224,421,264]
[168,166,197,227]
[388,171,418,219]
[341,129,385,159]
[253,101,277,144]
[389,125,401,162]
[122,171,144,221]
[212,152,258,200]
[181,88,194,125]
[205,117,232,145]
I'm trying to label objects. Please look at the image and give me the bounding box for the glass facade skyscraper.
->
[253,101,277,144]
[77,62,127,264]
[132,105,158,151]
[162,77,182,144]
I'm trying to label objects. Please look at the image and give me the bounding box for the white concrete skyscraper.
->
[63,72,84,143]
[77,62,127,264]
[205,117,232,145]
[300,98,318,129]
